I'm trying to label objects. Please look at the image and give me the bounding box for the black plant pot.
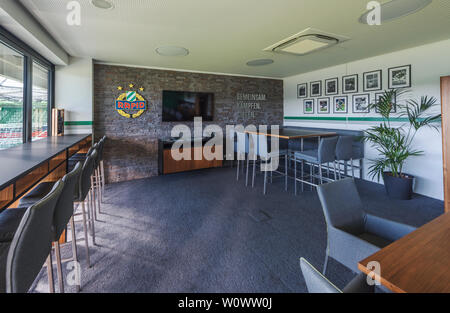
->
[383,172,414,200]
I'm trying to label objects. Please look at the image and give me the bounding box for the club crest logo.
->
[115,84,147,118]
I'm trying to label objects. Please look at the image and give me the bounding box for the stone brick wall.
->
[93,64,283,183]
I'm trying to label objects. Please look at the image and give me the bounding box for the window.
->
[0,27,54,150]
[32,62,49,141]
[0,43,24,150]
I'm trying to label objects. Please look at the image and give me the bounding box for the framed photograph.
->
[388,65,411,89]
[363,70,382,91]
[352,94,370,113]
[375,92,397,113]
[333,96,348,114]
[325,78,338,95]
[342,74,358,94]
[310,81,322,97]
[318,97,330,114]
[297,83,308,98]
[303,99,315,114]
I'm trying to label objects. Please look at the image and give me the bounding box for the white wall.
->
[55,57,93,135]
[284,39,450,200]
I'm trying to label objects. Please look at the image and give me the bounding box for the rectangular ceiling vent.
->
[264,28,350,56]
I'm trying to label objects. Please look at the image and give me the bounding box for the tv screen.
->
[162,90,214,122]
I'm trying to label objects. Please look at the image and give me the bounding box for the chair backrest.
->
[316,178,366,233]
[236,131,249,154]
[77,150,97,201]
[336,136,354,161]
[300,258,341,293]
[97,139,105,161]
[53,162,82,239]
[257,134,269,159]
[318,136,339,163]
[6,180,64,293]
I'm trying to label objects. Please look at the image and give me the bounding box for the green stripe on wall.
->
[65,121,93,126]
[284,116,412,122]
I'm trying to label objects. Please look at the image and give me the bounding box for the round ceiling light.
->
[246,59,274,67]
[91,0,114,10]
[359,0,432,24]
[156,46,189,57]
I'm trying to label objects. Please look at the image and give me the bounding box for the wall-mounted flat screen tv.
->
[162,90,214,122]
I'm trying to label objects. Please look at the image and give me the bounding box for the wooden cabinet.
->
[159,139,223,175]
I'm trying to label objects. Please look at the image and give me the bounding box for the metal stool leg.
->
[236,157,240,181]
[310,163,313,191]
[46,254,54,293]
[319,164,323,184]
[245,154,250,186]
[285,155,288,191]
[294,158,297,196]
[333,161,338,180]
[80,201,91,268]
[263,165,268,195]
[70,216,81,292]
[351,158,354,178]
[54,241,64,293]
[252,157,256,188]
[301,160,304,192]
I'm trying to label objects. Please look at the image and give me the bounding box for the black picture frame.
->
[303,99,315,114]
[310,81,322,97]
[325,77,339,96]
[342,74,358,94]
[297,83,308,98]
[375,92,397,113]
[333,96,348,114]
[352,94,370,113]
[317,97,330,114]
[388,65,411,89]
[363,70,382,92]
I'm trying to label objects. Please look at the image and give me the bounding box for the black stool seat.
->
[19,182,55,207]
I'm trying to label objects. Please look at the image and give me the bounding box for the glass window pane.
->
[0,43,24,150]
[32,62,49,141]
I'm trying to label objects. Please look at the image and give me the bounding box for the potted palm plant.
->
[363,89,441,200]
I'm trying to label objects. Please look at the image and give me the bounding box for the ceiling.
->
[18,0,450,78]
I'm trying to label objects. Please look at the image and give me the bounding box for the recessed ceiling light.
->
[359,0,432,24]
[246,59,274,67]
[156,46,189,57]
[91,0,114,10]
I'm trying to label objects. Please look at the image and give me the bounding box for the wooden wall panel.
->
[441,76,450,213]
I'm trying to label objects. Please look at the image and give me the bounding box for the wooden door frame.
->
[440,76,450,213]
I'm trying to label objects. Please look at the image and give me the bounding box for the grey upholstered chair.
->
[5,180,64,293]
[236,131,249,182]
[248,133,289,195]
[16,163,83,293]
[317,178,417,274]
[294,136,338,195]
[300,258,374,293]
[335,136,355,179]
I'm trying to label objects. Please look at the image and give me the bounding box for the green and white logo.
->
[126,91,136,102]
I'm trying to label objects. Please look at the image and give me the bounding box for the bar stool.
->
[249,133,289,195]
[236,131,249,182]
[293,136,338,195]
[335,136,355,179]
[2,180,64,293]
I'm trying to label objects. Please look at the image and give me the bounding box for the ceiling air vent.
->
[264,28,349,56]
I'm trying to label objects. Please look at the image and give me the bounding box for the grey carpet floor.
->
[31,167,444,293]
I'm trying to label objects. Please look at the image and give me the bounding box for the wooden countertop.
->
[358,212,450,293]
[0,134,91,190]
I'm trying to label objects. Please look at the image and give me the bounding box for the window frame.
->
[0,26,55,146]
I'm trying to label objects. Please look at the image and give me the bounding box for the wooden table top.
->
[0,134,91,190]
[358,212,450,293]
[245,128,337,139]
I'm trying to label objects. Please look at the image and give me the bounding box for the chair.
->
[249,133,289,195]
[335,136,355,179]
[316,178,417,274]
[236,131,249,182]
[4,180,64,293]
[293,136,338,195]
[300,258,374,293]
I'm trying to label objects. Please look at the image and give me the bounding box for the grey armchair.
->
[300,258,374,293]
[316,178,417,274]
